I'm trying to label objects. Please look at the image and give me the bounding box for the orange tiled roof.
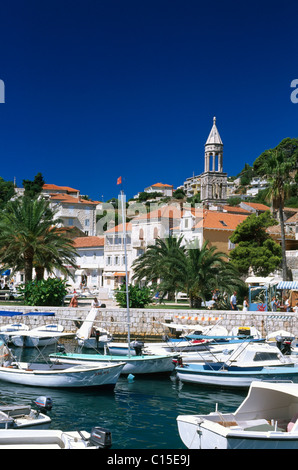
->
[242,202,270,211]
[43,184,79,193]
[105,222,132,233]
[73,236,104,248]
[49,193,98,205]
[150,183,173,188]
[223,205,251,214]
[194,210,248,230]
[286,212,298,224]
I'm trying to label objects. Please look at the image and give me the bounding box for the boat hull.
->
[177,415,298,449]
[176,364,298,388]
[50,352,176,375]
[0,362,124,388]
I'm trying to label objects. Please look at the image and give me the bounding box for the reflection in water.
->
[0,344,244,448]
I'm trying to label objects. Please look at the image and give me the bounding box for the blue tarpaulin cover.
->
[0,311,55,316]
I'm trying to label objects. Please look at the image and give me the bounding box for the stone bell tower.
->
[200,117,227,205]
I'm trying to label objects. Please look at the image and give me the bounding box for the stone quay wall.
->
[0,306,298,339]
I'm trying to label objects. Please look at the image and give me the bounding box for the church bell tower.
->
[200,117,227,205]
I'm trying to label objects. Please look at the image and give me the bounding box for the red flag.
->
[117,176,122,185]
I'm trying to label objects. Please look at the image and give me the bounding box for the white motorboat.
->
[177,381,298,449]
[10,324,73,348]
[0,323,29,345]
[0,339,124,388]
[176,342,298,388]
[0,426,112,449]
[0,397,52,429]
[76,307,112,349]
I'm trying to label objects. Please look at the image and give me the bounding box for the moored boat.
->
[177,381,298,449]
[0,426,112,449]
[49,350,176,375]
[0,338,124,388]
[176,342,298,388]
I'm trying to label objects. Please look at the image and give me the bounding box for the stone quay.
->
[0,306,297,340]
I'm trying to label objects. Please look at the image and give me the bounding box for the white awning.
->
[245,276,280,285]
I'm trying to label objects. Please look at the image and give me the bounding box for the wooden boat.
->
[0,360,125,388]
[0,339,124,388]
[49,350,176,375]
[177,381,298,449]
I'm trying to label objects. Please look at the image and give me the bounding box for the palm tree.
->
[184,240,243,307]
[0,196,78,284]
[132,235,243,307]
[253,139,298,280]
[132,235,186,300]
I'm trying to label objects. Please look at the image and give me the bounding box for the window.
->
[85,219,90,227]
[115,256,119,265]
[185,219,189,229]
[253,352,279,362]
[68,218,74,226]
[153,227,158,239]
[106,256,111,266]
[139,228,144,240]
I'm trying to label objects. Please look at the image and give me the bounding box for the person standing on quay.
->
[230,291,238,311]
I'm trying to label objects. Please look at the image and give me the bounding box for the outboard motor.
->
[34,396,53,413]
[57,343,65,353]
[88,427,112,449]
[130,341,144,356]
[276,336,293,355]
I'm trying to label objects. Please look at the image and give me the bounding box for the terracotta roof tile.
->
[43,184,79,192]
[73,236,104,248]
[242,202,270,211]
[105,223,132,233]
[194,210,248,230]
[50,193,97,205]
[223,205,251,214]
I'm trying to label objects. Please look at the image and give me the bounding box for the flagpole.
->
[120,187,131,357]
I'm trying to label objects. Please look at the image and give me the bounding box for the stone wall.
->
[1,306,298,339]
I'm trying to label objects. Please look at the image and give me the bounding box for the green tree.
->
[253,138,298,280]
[0,197,78,284]
[0,177,15,209]
[115,284,153,308]
[229,212,282,276]
[132,236,243,307]
[132,235,186,301]
[183,240,243,307]
[23,172,45,199]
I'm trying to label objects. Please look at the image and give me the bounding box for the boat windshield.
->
[253,352,280,362]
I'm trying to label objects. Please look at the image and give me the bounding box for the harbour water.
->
[3,344,247,449]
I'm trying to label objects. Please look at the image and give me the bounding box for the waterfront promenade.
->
[0,304,297,340]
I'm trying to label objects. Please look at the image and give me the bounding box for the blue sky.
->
[0,0,297,201]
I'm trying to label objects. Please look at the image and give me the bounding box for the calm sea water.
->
[3,345,246,449]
